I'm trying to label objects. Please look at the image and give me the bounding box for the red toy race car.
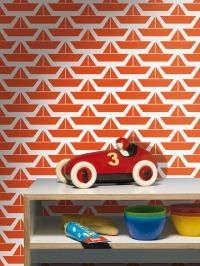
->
[56,138,158,189]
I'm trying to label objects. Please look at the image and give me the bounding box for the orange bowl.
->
[170,204,200,214]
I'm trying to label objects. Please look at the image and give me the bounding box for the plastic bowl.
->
[124,205,167,218]
[170,204,200,236]
[170,204,200,214]
[171,214,200,236]
[124,214,166,240]
[170,211,200,217]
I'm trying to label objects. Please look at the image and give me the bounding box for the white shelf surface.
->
[30,216,200,249]
[25,178,200,200]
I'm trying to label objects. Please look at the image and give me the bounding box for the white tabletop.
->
[24,178,200,200]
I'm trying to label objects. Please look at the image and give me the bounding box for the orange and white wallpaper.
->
[0,0,200,265]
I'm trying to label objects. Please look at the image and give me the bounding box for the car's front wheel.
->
[132,160,157,187]
[70,161,97,189]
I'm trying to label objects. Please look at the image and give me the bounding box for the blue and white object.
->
[64,221,109,244]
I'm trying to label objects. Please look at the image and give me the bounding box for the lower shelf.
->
[30,249,200,264]
[30,216,200,249]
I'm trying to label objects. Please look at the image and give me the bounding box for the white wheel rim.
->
[133,160,157,187]
[56,159,69,183]
[70,161,97,189]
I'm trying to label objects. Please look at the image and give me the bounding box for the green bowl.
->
[124,205,167,218]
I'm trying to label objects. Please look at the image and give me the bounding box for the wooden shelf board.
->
[30,216,200,250]
[25,178,200,200]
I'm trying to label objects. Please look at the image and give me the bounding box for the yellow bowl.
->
[171,214,200,236]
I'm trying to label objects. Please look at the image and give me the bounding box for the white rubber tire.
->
[132,160,157,187]
[70,161,97,189]
[56,159,70,184]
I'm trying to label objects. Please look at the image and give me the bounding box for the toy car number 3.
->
[56,137,158,189]
[107,152,119,166]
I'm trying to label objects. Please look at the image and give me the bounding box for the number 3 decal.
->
[107,152,119,166]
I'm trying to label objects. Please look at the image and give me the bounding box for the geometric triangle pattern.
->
[0,1,200,265]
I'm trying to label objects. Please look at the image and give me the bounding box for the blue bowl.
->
[124,214,166,240]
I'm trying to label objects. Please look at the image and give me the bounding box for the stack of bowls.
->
[170,204,200,236]
[124,205,167,240]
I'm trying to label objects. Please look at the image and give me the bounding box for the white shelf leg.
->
[24,198,42,266]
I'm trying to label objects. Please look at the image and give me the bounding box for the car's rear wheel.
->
[56,159,70,184]
[70,161,97,189]
[132,160,157,187]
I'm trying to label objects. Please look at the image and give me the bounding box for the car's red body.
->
[63,145,156,181]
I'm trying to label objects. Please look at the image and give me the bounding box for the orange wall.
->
[0,0,200,265]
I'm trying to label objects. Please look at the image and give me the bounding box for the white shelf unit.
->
[24,178,200,265]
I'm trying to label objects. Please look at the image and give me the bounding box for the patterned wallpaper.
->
[0,0,200,265]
